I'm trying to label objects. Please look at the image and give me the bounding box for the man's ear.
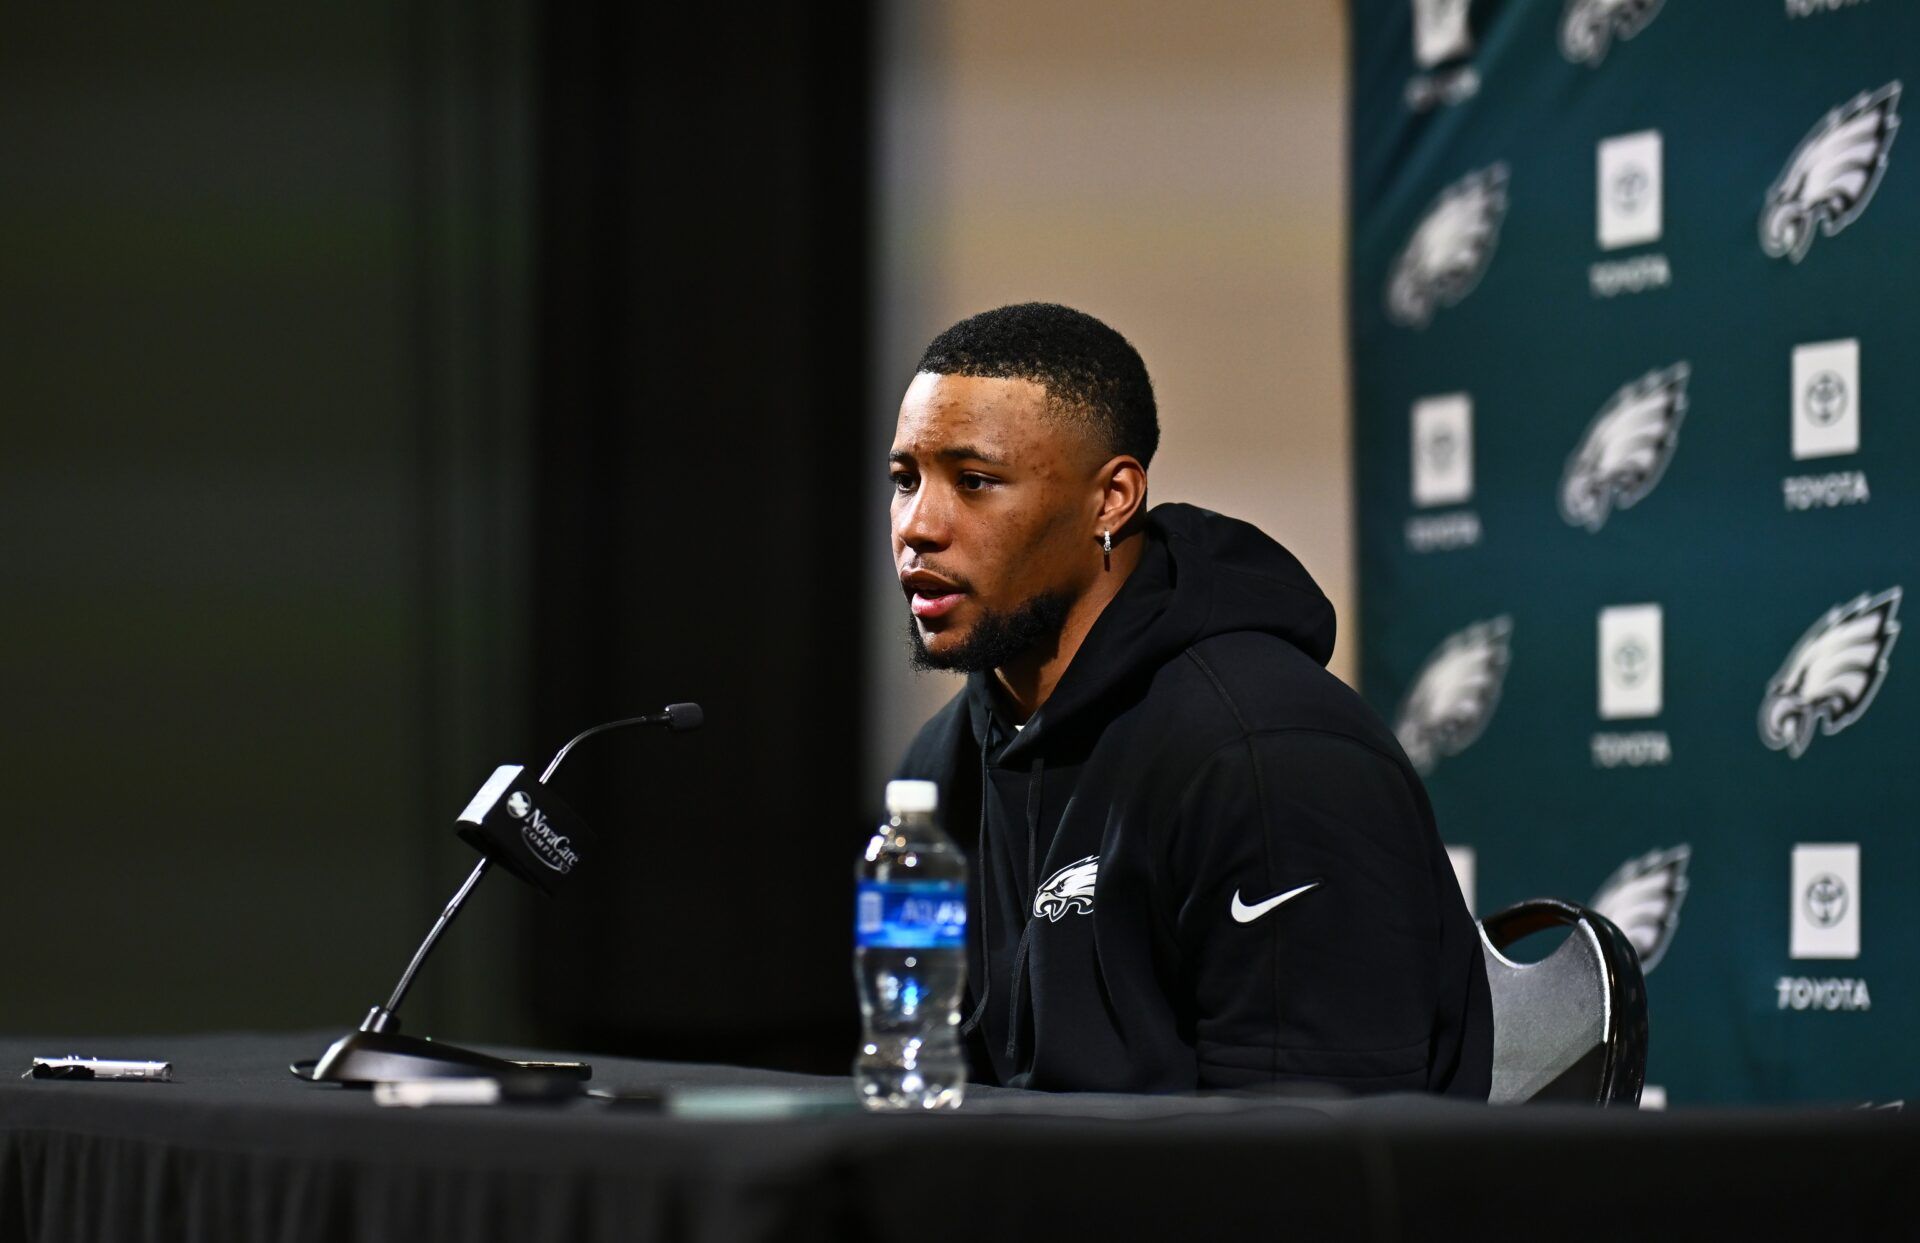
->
[1095,455,1148,537]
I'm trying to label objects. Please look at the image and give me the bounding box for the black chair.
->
[1477,897,1648,1106]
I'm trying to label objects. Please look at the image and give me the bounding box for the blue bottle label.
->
[855,880,966,949]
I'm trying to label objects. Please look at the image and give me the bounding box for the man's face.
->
[890,372,1102,672]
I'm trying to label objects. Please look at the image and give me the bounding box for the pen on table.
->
[23,1056,172,1082]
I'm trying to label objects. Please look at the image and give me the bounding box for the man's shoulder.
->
[1141,631,1409,769]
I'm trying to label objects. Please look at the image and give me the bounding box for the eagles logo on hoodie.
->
[1033,857,1098,922]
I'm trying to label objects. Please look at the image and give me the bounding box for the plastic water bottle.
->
[854,779,967,1110]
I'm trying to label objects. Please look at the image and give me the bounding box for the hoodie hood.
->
[967,502,1336,757]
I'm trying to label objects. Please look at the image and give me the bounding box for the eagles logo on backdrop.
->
[1033,856,1098,922]
[1354,0,1920,1104]
[1560,0,1666,67]
[1589,845,1690,972]
[1761,81,1902,264]
[1410,0,1471,68]
[1405,0,1481,111]
[1760,588,1902,758]
[1386,164,1509,329]
[1559,362,1689,532]
[1393,617,1512,775]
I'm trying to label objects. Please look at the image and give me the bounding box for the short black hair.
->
[916,302,1159,466]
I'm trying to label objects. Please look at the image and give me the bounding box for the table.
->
[0,1032,1913,1242]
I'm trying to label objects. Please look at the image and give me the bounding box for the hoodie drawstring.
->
[1004,755,1044,1062]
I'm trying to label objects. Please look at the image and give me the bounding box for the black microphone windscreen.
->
[665,702,704,731]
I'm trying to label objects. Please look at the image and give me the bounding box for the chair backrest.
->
[1478,897,1648,1106]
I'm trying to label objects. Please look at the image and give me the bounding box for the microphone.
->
[661,702,705,730]
[298,703,704,1085]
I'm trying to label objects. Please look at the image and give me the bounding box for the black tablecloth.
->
[0,1032,1914,1242]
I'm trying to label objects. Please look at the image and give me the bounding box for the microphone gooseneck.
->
[377,856,493,1022]
[537,703,704,784]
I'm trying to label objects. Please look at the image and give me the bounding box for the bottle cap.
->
[885,779,939,815]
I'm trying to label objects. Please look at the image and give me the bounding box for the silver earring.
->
[1101,530,1113,556]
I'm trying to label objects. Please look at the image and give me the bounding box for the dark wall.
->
[527,5,873,1072]
[0,2,538,1038]
[0,0,870,1074]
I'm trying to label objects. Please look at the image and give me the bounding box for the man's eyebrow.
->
[935,444,1006,466]
[889,445,1008,467]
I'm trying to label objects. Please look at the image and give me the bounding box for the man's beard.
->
[907,590,1073,674]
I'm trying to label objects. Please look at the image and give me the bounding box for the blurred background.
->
[0,2,1348,1072]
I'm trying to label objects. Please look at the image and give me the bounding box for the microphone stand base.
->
[299,1029,592,1086]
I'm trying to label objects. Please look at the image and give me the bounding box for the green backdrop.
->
[1351,0,1917,1104]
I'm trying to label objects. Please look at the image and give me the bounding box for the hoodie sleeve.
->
[1166,728,1484,1094]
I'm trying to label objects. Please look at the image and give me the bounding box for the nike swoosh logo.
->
[1230,881,1321,924]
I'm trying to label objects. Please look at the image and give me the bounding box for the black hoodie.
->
[894,503,1492,1096]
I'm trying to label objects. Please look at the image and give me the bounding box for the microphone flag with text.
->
[455,767,593,894]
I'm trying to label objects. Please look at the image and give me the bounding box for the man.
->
[890,302,1491,1096]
